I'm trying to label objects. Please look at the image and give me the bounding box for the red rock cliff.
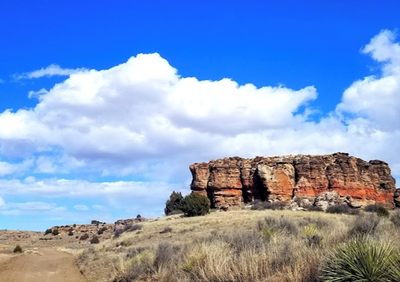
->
[189,153,396,209]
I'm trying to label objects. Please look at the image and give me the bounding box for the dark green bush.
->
[326,204,359,215]
[377,206,390,217]
[306,205,324,212]
[164,191,183,215]
[179,193,210,217]
[52,228,59,236]
[98,226,107,235]
[365,204,390,217]
[251,200,288,210]
[44,228,52,235]
[13,245,23,253]
[90,236,100,244]
[320,236,400,281]
[364,204,380,212]
[80,233,89,240]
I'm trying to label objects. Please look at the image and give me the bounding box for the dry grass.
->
[76,209,400,282]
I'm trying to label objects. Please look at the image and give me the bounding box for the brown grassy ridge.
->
[76,209,400,282]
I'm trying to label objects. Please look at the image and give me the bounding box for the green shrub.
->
[326,204,359,215]
[52,228,59,236]
[44,228,52,235]
[377,206,390,217]
[13,245,23,253]
[179,193,210,217]
[364,204,380,212]
[164,191,183,215]
[90,236,100,244]
[98,226,108,235]
[80,233,89,240]
[320,236,400,281]
[250,200,287,210]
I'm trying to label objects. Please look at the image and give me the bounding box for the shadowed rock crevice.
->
[189,153,396,210]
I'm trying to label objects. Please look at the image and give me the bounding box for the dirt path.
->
[0,248,87,282]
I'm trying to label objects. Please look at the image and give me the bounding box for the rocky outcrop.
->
[189,153,396,209]
[45,217,147,240]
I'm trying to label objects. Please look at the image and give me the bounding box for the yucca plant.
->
[320,236,400,282]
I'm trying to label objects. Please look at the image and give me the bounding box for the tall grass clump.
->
[348,213,380,237]
[390,209,400,228]
[320,236,400,282]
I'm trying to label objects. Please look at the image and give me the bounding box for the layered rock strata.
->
[189,153,396,209]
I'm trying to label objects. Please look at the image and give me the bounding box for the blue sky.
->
[0,0,399,231]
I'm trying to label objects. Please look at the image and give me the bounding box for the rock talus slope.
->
[189,153,397,209]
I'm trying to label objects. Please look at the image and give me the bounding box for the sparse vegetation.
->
[74,208,400,282]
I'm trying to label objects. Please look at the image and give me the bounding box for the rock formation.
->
[189,153,396,210]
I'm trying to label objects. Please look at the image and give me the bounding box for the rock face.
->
[189,153,396,209]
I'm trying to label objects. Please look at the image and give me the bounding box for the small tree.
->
[90,236,100,244]
[164,191,183,215]
[179,193,210,217]
[13,245,23,253]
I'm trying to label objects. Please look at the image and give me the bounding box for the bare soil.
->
[0,230,88,282]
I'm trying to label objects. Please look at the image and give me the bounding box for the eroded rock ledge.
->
[189,153,397,210]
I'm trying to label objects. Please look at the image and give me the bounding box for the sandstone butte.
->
[189,152,398,210]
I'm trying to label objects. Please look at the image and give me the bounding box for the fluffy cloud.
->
[337,30,400,131]
[15,64,88,79]
[0,53,318,178]
[0,159,33,176]
[0,30,399,226]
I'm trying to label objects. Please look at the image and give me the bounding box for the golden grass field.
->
[76,208,400,282]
